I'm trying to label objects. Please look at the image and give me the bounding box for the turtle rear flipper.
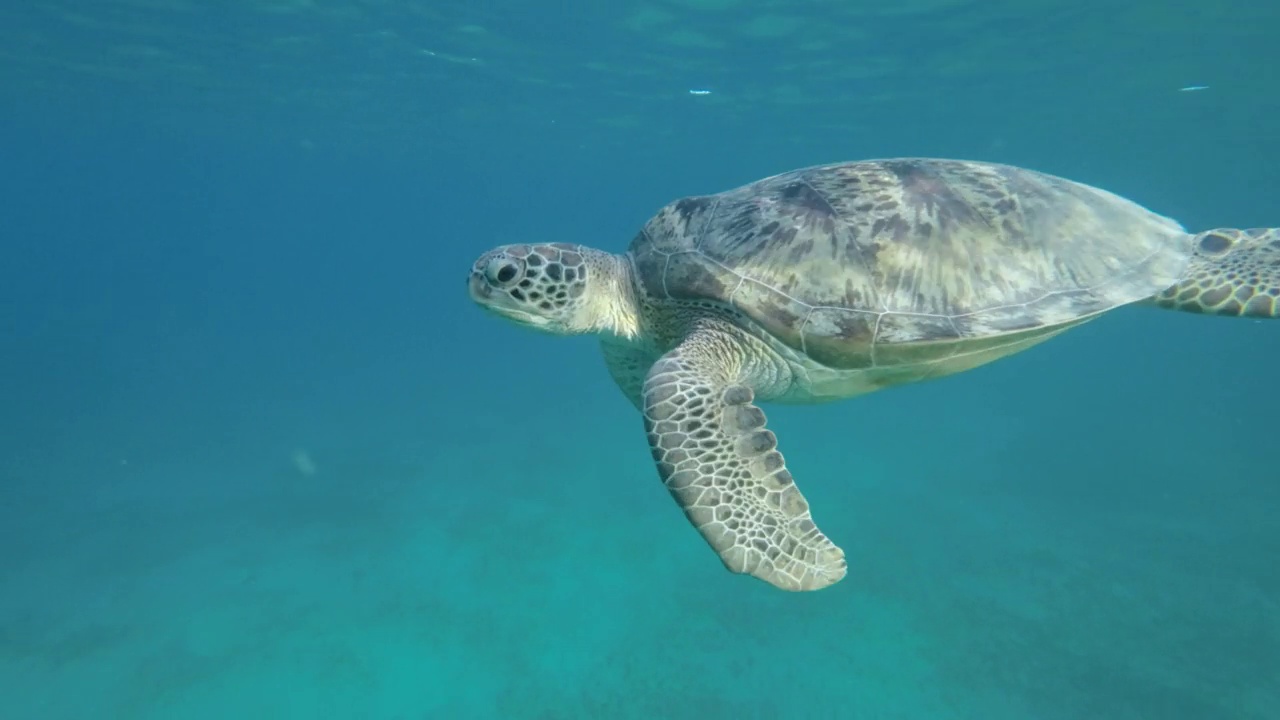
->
[642,325,847,591]
[1155,228,1280,317]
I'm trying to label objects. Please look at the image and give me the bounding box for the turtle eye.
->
[485,256,523,287]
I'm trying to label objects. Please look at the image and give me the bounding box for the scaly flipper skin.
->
[642,327,847,591]
[1154,228,1280,316]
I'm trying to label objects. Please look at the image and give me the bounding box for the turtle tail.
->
[1152,228,1280,317]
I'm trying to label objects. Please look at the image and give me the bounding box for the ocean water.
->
[1,2,1278,718]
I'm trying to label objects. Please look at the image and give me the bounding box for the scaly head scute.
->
[468,242,639,337]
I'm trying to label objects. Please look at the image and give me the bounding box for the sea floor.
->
[2,414,1275,720]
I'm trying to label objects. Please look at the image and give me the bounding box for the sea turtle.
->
[466,158,1280,592]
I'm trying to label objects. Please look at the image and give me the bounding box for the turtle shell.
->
[627,158,1192,370]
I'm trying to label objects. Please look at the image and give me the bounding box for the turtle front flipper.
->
[642,330,847,591]
[1154,228,1280,317]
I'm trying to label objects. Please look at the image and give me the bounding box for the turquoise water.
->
[2,2,1278,718]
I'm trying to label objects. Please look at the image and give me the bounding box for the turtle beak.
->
[467,271,492,303]
[468,267,552,329]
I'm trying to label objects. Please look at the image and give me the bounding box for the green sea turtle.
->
[467,158,1279,592]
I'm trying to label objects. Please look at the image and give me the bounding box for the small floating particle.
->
[688,89,712,95]
[1178,85,1209,92]
[292,449,318,477]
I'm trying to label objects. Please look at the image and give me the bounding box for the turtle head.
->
[468,242,637,337]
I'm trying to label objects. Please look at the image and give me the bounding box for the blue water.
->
[2,2,1278,718]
